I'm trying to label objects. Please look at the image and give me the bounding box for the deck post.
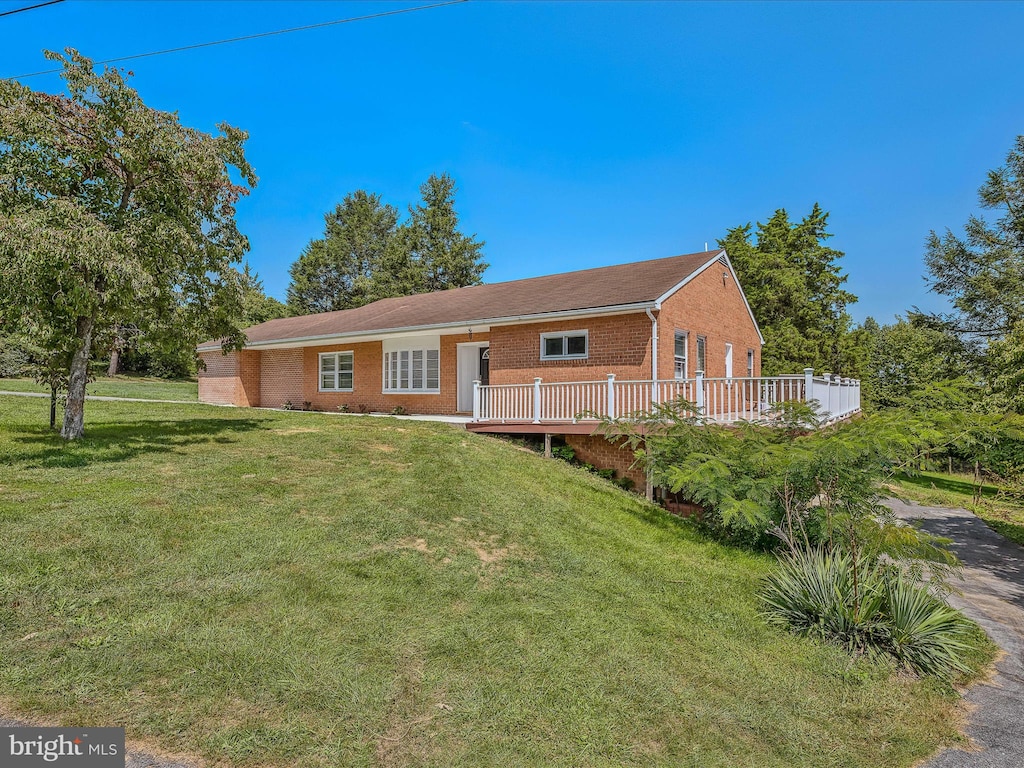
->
[533,377,542,424]
[695,370,705,414]
[607,373,616,419]
[472,379,481,421]
[544,433,552,458]
[803,367,814,404]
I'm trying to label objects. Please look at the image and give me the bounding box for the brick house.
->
[199,249,761,410]
[199,249,860,490]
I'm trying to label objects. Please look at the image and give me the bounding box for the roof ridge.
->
[200,249,726,348]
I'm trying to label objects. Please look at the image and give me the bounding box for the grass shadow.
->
[9,417,268,468]
[898,471,1001,499]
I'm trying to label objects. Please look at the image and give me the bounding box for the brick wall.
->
[564,434,647,490]
[260,349,305,409]
[657,261,762,379]
[488,313,653,385]
[298,332,488,414]
[198,350,259,406]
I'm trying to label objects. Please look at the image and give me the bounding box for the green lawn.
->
[0,375,197,401]
[892,470,1024,547]
[0,396,989,768]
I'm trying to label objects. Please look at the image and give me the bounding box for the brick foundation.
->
[564,433,647,490]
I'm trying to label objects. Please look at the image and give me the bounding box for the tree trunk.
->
[49,385,57,430]
[60,315,95,440]
[107,346,120,376]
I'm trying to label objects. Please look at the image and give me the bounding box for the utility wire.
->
[6,0,468,80]
[0,0,66,19]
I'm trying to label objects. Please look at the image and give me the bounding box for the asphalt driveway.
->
[886,498,1024,768]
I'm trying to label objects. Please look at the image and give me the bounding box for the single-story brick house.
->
[198,249,764,420]
[199,248,863,495]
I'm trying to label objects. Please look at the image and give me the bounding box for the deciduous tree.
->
[0,49,255,438]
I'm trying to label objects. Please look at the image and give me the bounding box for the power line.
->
[0,0,66,19]
[5,0,469,80]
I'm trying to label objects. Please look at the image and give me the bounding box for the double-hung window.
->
[696,335,707,375]
[319,352,354,391]
[674,330,689,379]
[540,330,588,360]
[383,348,440,392]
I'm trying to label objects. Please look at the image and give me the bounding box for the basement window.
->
[319,352,354,391]
[540,331,588,360]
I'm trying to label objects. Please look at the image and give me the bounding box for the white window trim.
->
[674,329,689,380]
[747,348,755,378]
[696,335,707,374]
[318,351,354,392]
[382,347,441,394]
[539,330,589,360]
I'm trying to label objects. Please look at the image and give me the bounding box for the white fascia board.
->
[196,302,656,352]
[652,249,766,345]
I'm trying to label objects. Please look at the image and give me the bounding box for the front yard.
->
[0,396,989,767]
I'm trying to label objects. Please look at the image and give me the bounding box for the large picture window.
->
[540,330,588,360]
[319,352,354,391]
[384,348,439,392]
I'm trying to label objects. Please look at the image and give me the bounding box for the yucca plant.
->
[881,576,974,678]
[760,548,975,678]
[760,548,884,654]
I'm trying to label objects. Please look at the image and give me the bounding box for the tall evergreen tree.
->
[719,205,857,375]
[923,135,1024,412]
[924,135,1024,340]
[287,191,399,315]
[406,173,487,293]
[286,176,486,314]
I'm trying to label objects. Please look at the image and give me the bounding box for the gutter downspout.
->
[645,307,658,385]
[644,307,658,502]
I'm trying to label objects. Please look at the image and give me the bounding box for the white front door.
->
[457,343,488,412]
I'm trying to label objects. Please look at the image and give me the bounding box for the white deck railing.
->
[472,369,860,426]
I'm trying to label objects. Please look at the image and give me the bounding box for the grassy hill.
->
[0,396,980,767]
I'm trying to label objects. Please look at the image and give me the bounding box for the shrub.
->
[760,548,974,678]
[613,476,636,491]
[337,404,351,413]
[0,343,30,377]
[551,444,575,462]
[391,405,407,416]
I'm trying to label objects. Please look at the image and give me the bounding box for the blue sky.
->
[3,0,1023,323]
